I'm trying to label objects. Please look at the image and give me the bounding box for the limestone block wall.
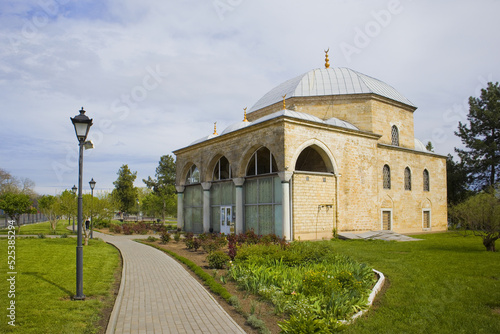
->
[377,145,448,233]
[283,121,381,233]
[292,173,335,240]
[371,100,415,149]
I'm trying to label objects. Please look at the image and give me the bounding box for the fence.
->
[0,212,48,228]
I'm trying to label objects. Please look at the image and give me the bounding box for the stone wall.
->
[292,173,335,240]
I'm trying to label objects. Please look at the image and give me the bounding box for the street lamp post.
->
[71,107,93,301]
[71,185,77,232]
[89,178,96,239]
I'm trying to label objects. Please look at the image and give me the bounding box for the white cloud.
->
[1,0,499,194]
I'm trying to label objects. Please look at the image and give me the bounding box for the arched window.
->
[423,169,430,192]
[213,156,232,181]
[404,167,411,191]
[391,125,400,146]
[295,147,329,172]
[383,165,391,189]
[186,164,200,184]
[246,147,278,176]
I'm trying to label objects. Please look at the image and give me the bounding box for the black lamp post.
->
[71,107,93,301]
[71,185,77,232]
[89,178,96,239]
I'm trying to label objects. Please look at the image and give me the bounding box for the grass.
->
[0,220,76,235]
[328,232,500,333]
[0,238,121,333]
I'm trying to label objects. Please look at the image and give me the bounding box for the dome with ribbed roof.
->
[249,67,415,113]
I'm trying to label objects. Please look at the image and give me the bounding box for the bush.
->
[59,233,68,238]
[147,236,157,242]
[38,233,46,239]
[109,224,122,234]
[122,223,133,235]
[160,231,170,244]
[207,251,230,269]
[245,315,270,334]
[192,237,202,251]
[173,232,181,242]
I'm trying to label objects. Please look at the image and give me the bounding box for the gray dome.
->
[249,67,415,112]
[414,138,429,152]
[190,133,218,145]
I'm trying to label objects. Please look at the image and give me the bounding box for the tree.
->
[59,189,77,226]
[451,191,500,251]
[143,155,177,221]
[112,164,138,214]
[455,82,500,191]
[0,168,36,197]
[0,193,37,232]
[446,154,473,206]
[425,141,434,152]
[38,195,61,233]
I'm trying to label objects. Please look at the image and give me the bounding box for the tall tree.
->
[446,154,473,206]
[455,82,500,191]
[143,155,177,221]
[112,164,138,214]
[0,193,36,232]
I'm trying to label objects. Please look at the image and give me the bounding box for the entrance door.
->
[220,206,233,234]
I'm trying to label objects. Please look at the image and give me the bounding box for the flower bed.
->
[228,241,376,333]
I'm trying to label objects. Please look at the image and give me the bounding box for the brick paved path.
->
[96,232,246,334]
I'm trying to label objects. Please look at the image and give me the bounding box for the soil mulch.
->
[146,239,285,334]
[96,228,285,333]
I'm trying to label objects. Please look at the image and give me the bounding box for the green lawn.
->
[0,238,120,333]
[330,232,500,333]
[0,220,76,235]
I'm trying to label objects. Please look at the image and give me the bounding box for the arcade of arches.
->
[174,61,448,240]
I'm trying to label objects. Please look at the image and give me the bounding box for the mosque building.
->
[173,52,447,240]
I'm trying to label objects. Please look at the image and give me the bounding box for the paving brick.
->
[99,232,245,334]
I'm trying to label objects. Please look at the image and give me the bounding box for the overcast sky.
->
[1,0,499,195]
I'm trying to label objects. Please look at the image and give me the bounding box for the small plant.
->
[59,233,68,238]
[245,315,270,334]
[228,296,241,311]
[160,231,170,244]
[207,251,230,269]
[147,236,157,242]
[192,237,202,251]
[173,232,181,242]
[38,233,46,239]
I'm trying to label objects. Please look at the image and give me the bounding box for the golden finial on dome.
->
[282,94,287,110]
[324,48,330,69]
[213,122,218,135]
[243,107,248,122]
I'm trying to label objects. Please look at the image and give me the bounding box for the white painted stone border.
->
[340,268,385,324]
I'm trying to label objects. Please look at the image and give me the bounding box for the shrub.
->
[147,236,157,242]
[38,233,46,239]
[207,251,230,269]
[133,222,148,234]
[109,224,122,234]
[173,232,181,242]
[60,233,68,238]
[160,231,170,244]
[192,237,202,251]
[122,223,133,235]
[245,315,270,334]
